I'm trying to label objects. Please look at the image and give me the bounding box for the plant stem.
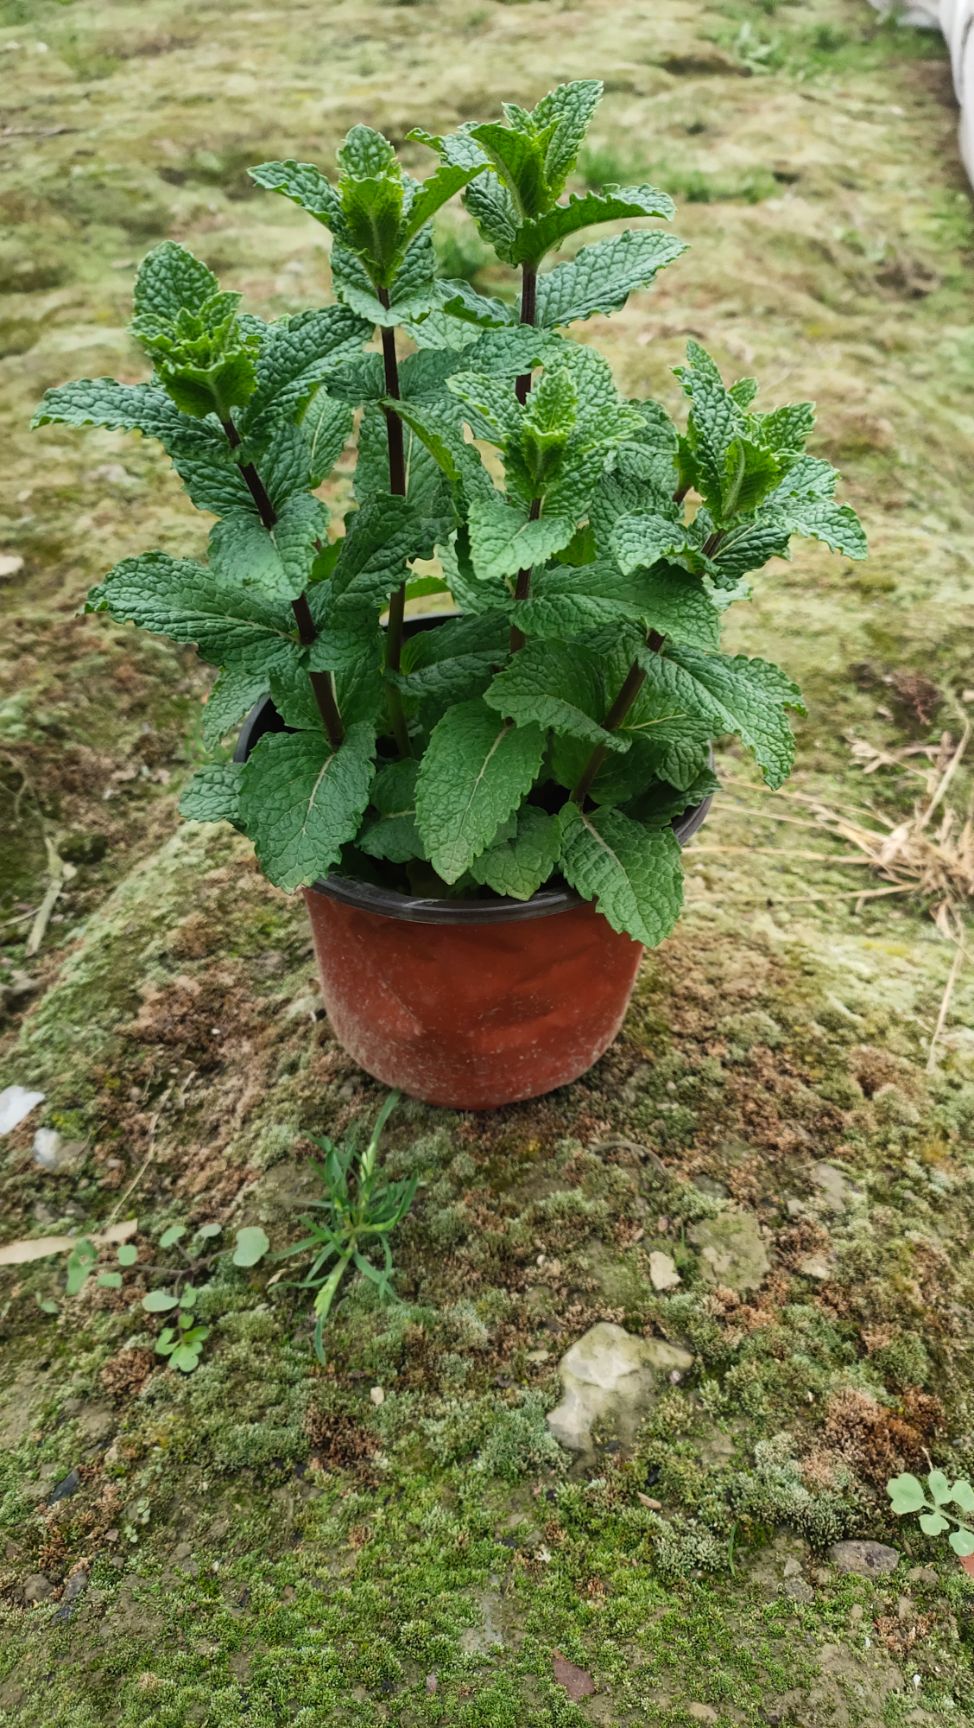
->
[220,415,344,750]
[508,496,542,653]
[377,292,411,758]
[571,629,666,807]
[515,266,537,404]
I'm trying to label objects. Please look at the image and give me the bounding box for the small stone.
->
[782,1577,814,1603]
[547,1322,693,1462]
[648,1250,681,1292]
[0,553,24,579]
[689,1210,770,1293]
[425,1673,437,1694]
[48,1469,80,1504]
[829,1540,900,1576]
[23,1573,53,1604]
[688,1706,718,1723]
[809,1161,858,1214]
[53,1569,88,1623]
[797,1251,834,1281]
[907,1565,937,1585]
[369,1386,384,1407]
[782,1557,803,1578]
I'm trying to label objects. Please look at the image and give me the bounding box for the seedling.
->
[887,1469,974,1558]
[280,1092,415,1361]
[32,81,865,946]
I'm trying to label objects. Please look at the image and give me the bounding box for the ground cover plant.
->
[32,81,865,945]
[2,2,973,1723]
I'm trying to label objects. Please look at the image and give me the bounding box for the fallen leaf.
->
[552,1651,595,1701]
[0,1219,137,1267]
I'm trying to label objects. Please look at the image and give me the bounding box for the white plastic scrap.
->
[0,1085,45,1136]
[868,1,974,186]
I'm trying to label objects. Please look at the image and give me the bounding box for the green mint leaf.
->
[511,561,654,639]
[241,306,369,438]
[239,725,376,890]
[179,763,244,827]
[611,512,709,577]
[301,392,355,487]
[415,697,544,883]
[232,1225,270,1267]
[710,516,793,582]
[440,281,516,330]
[485,640,628,752]
[337,123,397,179]
[133,241,218,321]
[645,647,805,789]
[331,230,440,326]
[514,184,676,267]
[536,230,686,327]
[401,160,485,247]
[202,667,269,749]
[209,494,329,604]
[772,497,867,559]
[467,495,576,583]
[398,613,508,720]
[532,79,604,197]
[391,399,492,506]
[326,494,423,614]
[340,169,405,286]
[463,172,521,263]
[448,369,524,443]
[359,760,424,865]
[467,805,561,900]
[949,1528,974,1557]
[758,400,815,452]
[249,159,345,231]
[90,551,298,678]
[469,121,551,219]
[559,804,684,947]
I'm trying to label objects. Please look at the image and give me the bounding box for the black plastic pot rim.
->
[236,692,714,928]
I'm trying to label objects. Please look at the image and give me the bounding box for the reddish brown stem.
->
[221,415,344,750]
[508,496,543,653]
[376,291,411,758]
[571,630,666,807]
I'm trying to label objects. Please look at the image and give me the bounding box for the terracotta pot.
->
[236,687,711,1110]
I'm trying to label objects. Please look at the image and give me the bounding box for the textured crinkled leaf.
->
[91,551,297,675]
[331,231,439,326]
[448,369,524,442]
[559,804,683,946]
[249,159,344,230]
[340,169,405,284]
[359,760,424,863]
[533,79,603,196]
[329,494,422,607]
[398,612,507,717]
[758,400,815,452]
[611,512,707,576]
[711,516,793,582]
[242,306,369,437]
[202,666,270,748]
[240,725,375,890]
[133,242,219,321]
[486,640,627,752]
[643,647,804,789]
[512,561,654,639]
[468,495,575,583]
[463,170,521,262]
[401,160,485,245]
[514,184,676,266]
[467,805,561,899]
[440,280,517,330]
[774,497,867,558]
[209,493,328,603]
[178,762,244,826]
[469,122,551,219]
[536,230,686,327]
[392,399,492,504]
[302,391,355,486]
[415,698,544,882]
[354,404,451,521]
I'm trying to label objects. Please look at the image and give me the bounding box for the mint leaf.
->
[302,391,355,486]
[536,230,686,326]
[90,551,298,676]
[514,184,676,266]
[401,160,485,246]
[559,804,684,946]
[773,497,867,559]
[533,79,604,197]
[133,241,218,321]
[249,159,345,230]
[415,698,544,882]
[398,613,507,717]
[467,495,575,583]
[467,805,561,899]
[485,640,628,752]
[331,230,440,326]
[179,763,244,826]
[242,306,369,438]
[469,121,551,220]
[209,494,328,603]
[239,725,375,890]
[644,647,805,789]
[611,512,709,577]
[202,668,269,748]
[440,281,516,330]
[359,759,424,864]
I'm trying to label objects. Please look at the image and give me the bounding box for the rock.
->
[797,1251,834,1281]
[0,553,24,579]
[547,1322,693,1461]
[689,1210,770,1293]
[688,1706,718,1723]
[809,1161,858,1213]
[23,1573,53,1604]
[32,1129,85,1174]
[53,1568,88,1623]
[829,1540,900,1576]
[0,1085,45,1137]
[648,1250,681,1291]
[460,1583,505,1653]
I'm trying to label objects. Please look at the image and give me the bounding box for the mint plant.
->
[32,82,866,945]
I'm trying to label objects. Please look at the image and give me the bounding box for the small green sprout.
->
[281,1092,416,1363]
[887,1469,974,1558]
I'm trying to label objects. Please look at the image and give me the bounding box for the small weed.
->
[888,1469,974,1558]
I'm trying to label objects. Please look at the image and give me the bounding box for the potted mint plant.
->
[33,82,865,1109]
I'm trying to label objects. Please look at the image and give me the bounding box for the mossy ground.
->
[2,1,974,1722]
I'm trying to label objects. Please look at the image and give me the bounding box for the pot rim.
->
[235,695,713,928]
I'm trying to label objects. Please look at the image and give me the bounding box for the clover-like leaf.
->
[232,1226,270,1268]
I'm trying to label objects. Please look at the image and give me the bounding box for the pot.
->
[235,652,711,1110]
